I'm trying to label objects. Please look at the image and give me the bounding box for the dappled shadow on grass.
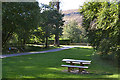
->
[2,64,115,78]
[2,47,119,78]
[2,58,117,78]
[87,73,113,75]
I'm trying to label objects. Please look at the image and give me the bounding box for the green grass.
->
[2,47,119,78]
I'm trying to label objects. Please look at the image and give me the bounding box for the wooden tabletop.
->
[62,59,91,63]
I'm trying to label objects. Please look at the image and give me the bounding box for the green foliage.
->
[49,1,58,10]
[2,2,41,48]
[49,1,64,47]
[63,21,87,43]
[2,2,64,49]
[51,11,64,36]
[40,9,64,36]
[29,27,45,44]
[40,10,58,47]
[80,2,120,59]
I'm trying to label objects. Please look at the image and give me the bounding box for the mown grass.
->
[2,47,119,79]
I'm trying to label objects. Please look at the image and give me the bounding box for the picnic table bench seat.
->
[61,65,88,72]
[66,61,91,65]
[61,65,88,68]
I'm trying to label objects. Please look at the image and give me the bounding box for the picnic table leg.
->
[79,62,84,72]
[68,67,71,72]
[78,68,83,73]
[70,62,74,71]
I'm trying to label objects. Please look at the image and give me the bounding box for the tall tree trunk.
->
[54,34,60,47]
[45,36,48,48]
[23,39,26,49]
[2,31,13,48]
[54,1,60,47]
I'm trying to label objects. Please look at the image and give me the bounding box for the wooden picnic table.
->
[61,59,91,73]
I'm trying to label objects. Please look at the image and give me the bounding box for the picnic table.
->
[61,59,91,73]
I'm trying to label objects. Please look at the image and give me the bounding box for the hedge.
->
[48,40,70,45]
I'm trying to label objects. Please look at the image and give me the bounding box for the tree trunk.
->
[45,36,48,48]
[2,31,13,48]
[54,34,60,47]
[23,39,26,49]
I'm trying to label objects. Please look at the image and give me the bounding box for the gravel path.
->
[0,46,91,58]
[0,46,75,58]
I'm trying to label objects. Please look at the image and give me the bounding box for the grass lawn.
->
[2,47,119,78]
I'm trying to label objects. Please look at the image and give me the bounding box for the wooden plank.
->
[62,59,91,63]
[61,65,88,68]
[62,59,74,61]
[66,61,91,64]
[82,62,91,64]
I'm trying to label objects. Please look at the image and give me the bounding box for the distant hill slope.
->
[62,9,82,26]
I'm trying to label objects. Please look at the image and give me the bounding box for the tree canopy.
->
[39,2,64,47]
[2,2,40,48]
[2,2,64,49]
[80,1,120,59]
[63,21,86,43]
[39,9,64,47]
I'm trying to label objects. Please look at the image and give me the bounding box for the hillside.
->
[62,9,82,26]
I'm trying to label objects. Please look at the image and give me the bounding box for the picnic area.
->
[1,0,120,79]
[2,47,119,78]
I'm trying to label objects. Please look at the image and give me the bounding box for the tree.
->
[2,2,40,48]
[39,10,55,48]
[51,10,64,46]
[63,21,86,43]
[40,3,64,47]
[40,9,64,48]
[49,0,64,47]
[80,1,120,60]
